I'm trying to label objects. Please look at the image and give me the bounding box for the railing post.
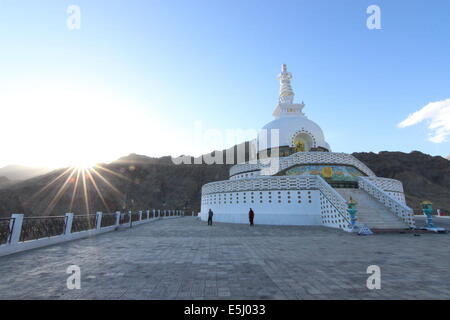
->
[9,214,24,244]
[115,211,121,226]
[64,213,74,235]
[139,210,143,221]
[129,211,132,227]
[153,209,156,218]
[146,210,149,219]
[96,212,103,230]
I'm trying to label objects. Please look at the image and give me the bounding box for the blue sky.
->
[0,0,449,167]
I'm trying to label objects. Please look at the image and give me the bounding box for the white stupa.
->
[200,65,415,232]
[259,64,331,155]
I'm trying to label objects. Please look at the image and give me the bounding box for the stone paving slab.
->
[0,217,449,300]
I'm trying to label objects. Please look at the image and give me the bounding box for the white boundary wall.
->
[201,175,352,230]
[0,210,184,258]
[202,189,322,226]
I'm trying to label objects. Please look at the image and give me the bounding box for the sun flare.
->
[73,161,96,170]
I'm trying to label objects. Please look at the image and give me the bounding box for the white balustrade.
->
[230,152,376,178]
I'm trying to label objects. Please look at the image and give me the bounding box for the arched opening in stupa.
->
[293,132,314,152]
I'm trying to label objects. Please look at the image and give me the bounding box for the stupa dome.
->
[260,115,330,152]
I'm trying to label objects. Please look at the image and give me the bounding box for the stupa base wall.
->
[201,190,323,226]
[200,212,321,226]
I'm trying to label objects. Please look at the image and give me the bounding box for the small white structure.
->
[200,65,415,231]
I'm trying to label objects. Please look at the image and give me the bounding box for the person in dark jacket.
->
[208,209,214,226]
[249,208,255,226]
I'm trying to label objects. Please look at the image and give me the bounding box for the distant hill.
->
[0,149,448,218]
[0,165,51,181]
[0,176,10,188]
[113,153,175,165]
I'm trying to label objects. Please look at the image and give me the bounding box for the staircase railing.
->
[358,177,415,227]
[314,176,352,231]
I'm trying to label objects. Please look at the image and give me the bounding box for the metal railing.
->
[71,214,97,233]
[20,216,67,242]
[131,212,140,222]
[119,212,130,224]
[0,209,185,250]
[100,213,117,227]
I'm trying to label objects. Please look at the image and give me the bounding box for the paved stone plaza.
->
[0,217,449,300]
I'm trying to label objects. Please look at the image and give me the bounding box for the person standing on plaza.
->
[249,208,255,226]
[208,209,214,226]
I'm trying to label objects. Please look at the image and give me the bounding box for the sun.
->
[67,154,100,170]
[26,160,127,216]
[73,161,97,170]
[70,157,97,170]
[75,164,95,170]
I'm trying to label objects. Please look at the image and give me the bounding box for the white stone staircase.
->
[336,188,409,230]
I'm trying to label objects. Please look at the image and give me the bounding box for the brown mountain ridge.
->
[0,150,448,218]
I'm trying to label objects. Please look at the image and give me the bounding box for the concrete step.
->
[336,188,409,230]
[371,228,412,233]
[362,222,406,227]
